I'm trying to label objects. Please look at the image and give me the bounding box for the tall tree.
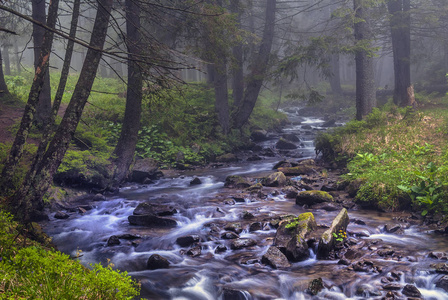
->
[0,46,10,96]
[354,0,376,120]
[0,0,60,195]
[111,0,143,183]
[233,0,276,129]
[32,0,52,125]
[9,0,113,222]
[230,0,244,109]
[387,0,412,106]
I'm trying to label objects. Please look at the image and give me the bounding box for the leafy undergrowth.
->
[316,96,448,215]
[0,210,141,299]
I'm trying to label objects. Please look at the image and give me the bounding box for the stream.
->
[42,108,448,300]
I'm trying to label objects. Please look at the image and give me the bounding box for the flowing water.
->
[42,108,448,299]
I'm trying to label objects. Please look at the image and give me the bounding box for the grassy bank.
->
[316,95,448,216]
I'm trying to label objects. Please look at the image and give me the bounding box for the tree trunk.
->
[233,0,276,129]
[387,0,412,107]
[329,53,342,94]
[32,0,52,126]
[0,47,10,95]
[0,0,59,196]
[14,40,20,74]
[112,0,143,183]
[25,0,80,185]
[3,44,10,75]
[230,0,244,108]
[354,0,376,120]
[214,56,230,134]
[10,0,112,222]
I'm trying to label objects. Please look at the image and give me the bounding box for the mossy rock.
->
[224,175,251,189]
[296,190,333,206]
[316,208,349,259]
[263,171,287,187]
[278,165,315,176]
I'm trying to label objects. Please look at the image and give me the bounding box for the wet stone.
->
[307,278,324,296]
[429,252,448,260]
[402,284,422,298]
[383,223,404,234]
[186,245,201,257]
[249,222,262,232]
[435,275,448,292]
[54,211,70,219]
[431,262,448,273]
[221,231,240,240]
[261,246,291,269]
[214,244,227,254]
[242,210,255,219]
[176,235,200,247]
[189,177,202,185]
[224,223,243,234]
[146,254,170,270]
[106,235,120,246]
[230,238,257,250]
[222,288,251,300]
[383,283,403,290]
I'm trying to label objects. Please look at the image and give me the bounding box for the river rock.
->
[321,119,336,127]
[273,160,299,169]
[429,252,448,260]
[216,153,239,163]
[296,190,333,206]
[384,223,404,234]
[275,138,297,150]
[246,183,263,192]
[282,186,299,198]
[54,211,70,219]
[261,148,276,157]
[146,254,170,270]
[355,284,381,297]
[128,214,177,227]
[242,210,255,219]
[133,203,177,216]
[316,208,349,259]
[230,238,257,250]
[274,212,316,261]
[431,262,448,273]
[190,177,202,185]
[402,284,422,297]
[346,178,365,198]
[186,245,201,257]
[215,244,227,254]
[130,158,162,183]
[261,246,291,269]
[107,235,120,246]
[263,171,287,187]
[224,222,243,234]
[176,235,200,247]
[278,165,315,176]
[435,275,448,292]
[249,222,262,232]
[221,231,240,239]
[250,129,268,141]
[222,287,251,300]
[310,202,340,211]
[281,133,300,142]
[92,193,106,201]
[247,155,262,161]
[307,278,324,296]
[224,175,251,189]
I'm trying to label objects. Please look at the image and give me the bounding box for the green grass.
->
[0,210,141,299]
[316,99,448,214]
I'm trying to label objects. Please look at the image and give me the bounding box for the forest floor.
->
[0,101,28,144]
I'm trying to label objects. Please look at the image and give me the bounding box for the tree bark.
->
[230,0,244,108]
[354,0,376,120]
[0,47,10,95]
[387,0,412,107]
[10,0,113,222]
[14,40,20,74]
[0,0,59,196]
[112,0,143,183]
[32,0,52,126]
[3,44,10,75]
[213,56,230,134]
[233,0,276,129]
[329,53,342,94]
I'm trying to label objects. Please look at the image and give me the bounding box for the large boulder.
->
[133,203,177,216]
[224,175,251,189]
[273,212,317,262]
[281,133,300,142]
[176,235,200,247]
[147,254,170,270]
[275,138,297,150]
[128,214,177,227]
[436,275,448,292]
[216,153,239,163]
[317,208,349,259]
[296,190,333,206]
[130,158,162,183]
[251,129,268,141]
[263,172,287,187]
[261,246,291,269]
